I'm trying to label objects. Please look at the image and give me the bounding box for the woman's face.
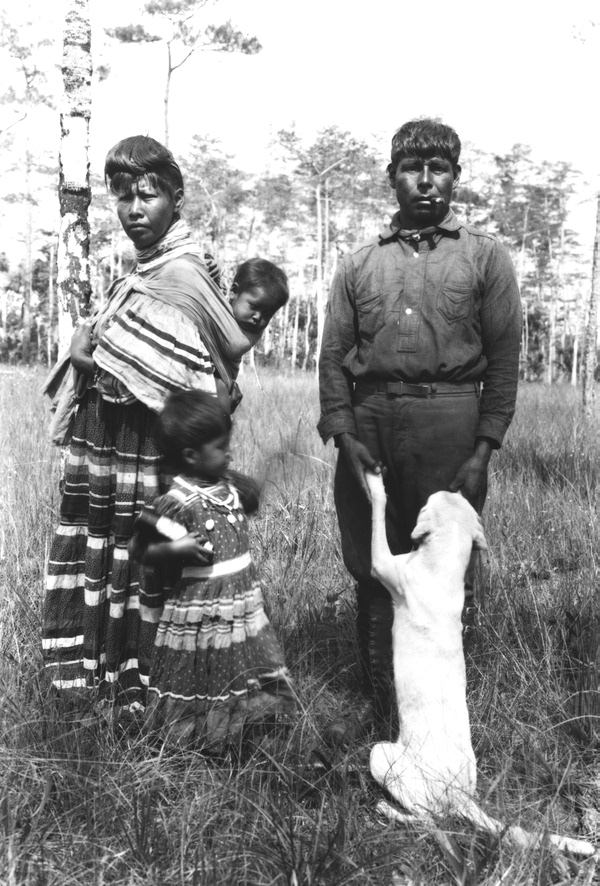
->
[116,175,183,248]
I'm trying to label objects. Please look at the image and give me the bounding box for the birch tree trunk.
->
[315,179,324,364]
[57,0,92,351]
[47,240,55,366]
[546,295,556,385]
[291,292,300,370]
[164,40,173,146]
[582,195,600,418]
[22,148,34,362]
[302,297,312,371]
[279,298,290,365]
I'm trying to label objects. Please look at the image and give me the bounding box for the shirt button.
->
[405,308,412,315]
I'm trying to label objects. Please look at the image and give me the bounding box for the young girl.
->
[131,388,296,751]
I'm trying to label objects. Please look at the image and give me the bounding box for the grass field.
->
[0,367,598,885]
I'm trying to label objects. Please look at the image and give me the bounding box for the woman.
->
[42,135,231,711]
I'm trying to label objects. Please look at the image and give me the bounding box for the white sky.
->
[87,0,600,169]
[1,0,599,252]
[93,0,600,247]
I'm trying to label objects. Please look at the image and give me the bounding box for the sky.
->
[92,0,600,245]
[1,0,600,251]
[86,0,600,167]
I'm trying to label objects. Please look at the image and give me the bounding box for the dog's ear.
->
[472,517,488,551]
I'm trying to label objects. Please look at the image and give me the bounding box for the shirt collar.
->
[378,208,461,243]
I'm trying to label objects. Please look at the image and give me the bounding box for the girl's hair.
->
[104,135,184,201]
[232,258,289,308]
[157,390,231,470]
[388,118,461,176]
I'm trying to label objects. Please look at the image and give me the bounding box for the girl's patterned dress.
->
[144,473,296,750]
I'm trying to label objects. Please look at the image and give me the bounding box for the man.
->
[318,119,521,744]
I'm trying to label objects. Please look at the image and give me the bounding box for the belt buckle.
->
[415,383,434,397]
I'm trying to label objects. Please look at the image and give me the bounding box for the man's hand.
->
[336,433,380,498]
[449,438,492,507]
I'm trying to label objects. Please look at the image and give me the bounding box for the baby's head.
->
[158,389,232,480]
[230,258,289,335]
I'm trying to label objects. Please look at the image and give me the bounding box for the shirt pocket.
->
[356,291,383,342]
[437,258,474,324]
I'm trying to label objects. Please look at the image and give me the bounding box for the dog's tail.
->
[456,796,596,858]
[376,797,596,858]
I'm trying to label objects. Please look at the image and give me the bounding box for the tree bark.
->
[21,149,34,362]
[582,195,600,417]
[57,0,92,350]
[315,179,323,363]
[164,41,173,146]
[291,292,299,370]
[47,240,55,366]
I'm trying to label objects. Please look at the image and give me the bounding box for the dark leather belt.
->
[354,380,480,398]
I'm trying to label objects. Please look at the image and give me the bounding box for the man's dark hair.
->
[388,119,461,176]
[232,258,290,308]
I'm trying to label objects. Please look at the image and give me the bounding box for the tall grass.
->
[0,368,598,885]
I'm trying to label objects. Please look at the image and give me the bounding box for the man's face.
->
[389,154,460,229]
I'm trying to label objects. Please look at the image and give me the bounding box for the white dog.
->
[366,470,595,857]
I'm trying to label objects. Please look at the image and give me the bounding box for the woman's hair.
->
[388,118,461,176]
[157,390,231,470]
[104,135,184,200]
[232,258,289,308]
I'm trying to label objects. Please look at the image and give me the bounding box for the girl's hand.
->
[169,531,214,565]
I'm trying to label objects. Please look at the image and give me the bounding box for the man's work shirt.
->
[318,210,522,448]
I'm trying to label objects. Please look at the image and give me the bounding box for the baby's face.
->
[231,285,281,334]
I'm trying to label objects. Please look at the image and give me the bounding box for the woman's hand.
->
[70,321,95,376]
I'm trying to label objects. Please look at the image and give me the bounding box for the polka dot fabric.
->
[145,474,296,750]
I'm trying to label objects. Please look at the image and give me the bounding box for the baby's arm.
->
[70,321,95,376]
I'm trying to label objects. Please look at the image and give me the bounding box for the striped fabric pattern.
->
[42,280,216,706]
[95,293,216,412]
[145,476,296,749]
[42,392,164,704]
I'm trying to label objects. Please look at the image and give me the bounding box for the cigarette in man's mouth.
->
[430,197,445,204]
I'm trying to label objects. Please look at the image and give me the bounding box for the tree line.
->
[0,0,598,392]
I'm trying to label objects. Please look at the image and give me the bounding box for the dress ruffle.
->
[144,476,296,749]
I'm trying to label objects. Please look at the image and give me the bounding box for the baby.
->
[71,255,290,414]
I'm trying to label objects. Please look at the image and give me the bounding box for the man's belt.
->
[354,380,480,398]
